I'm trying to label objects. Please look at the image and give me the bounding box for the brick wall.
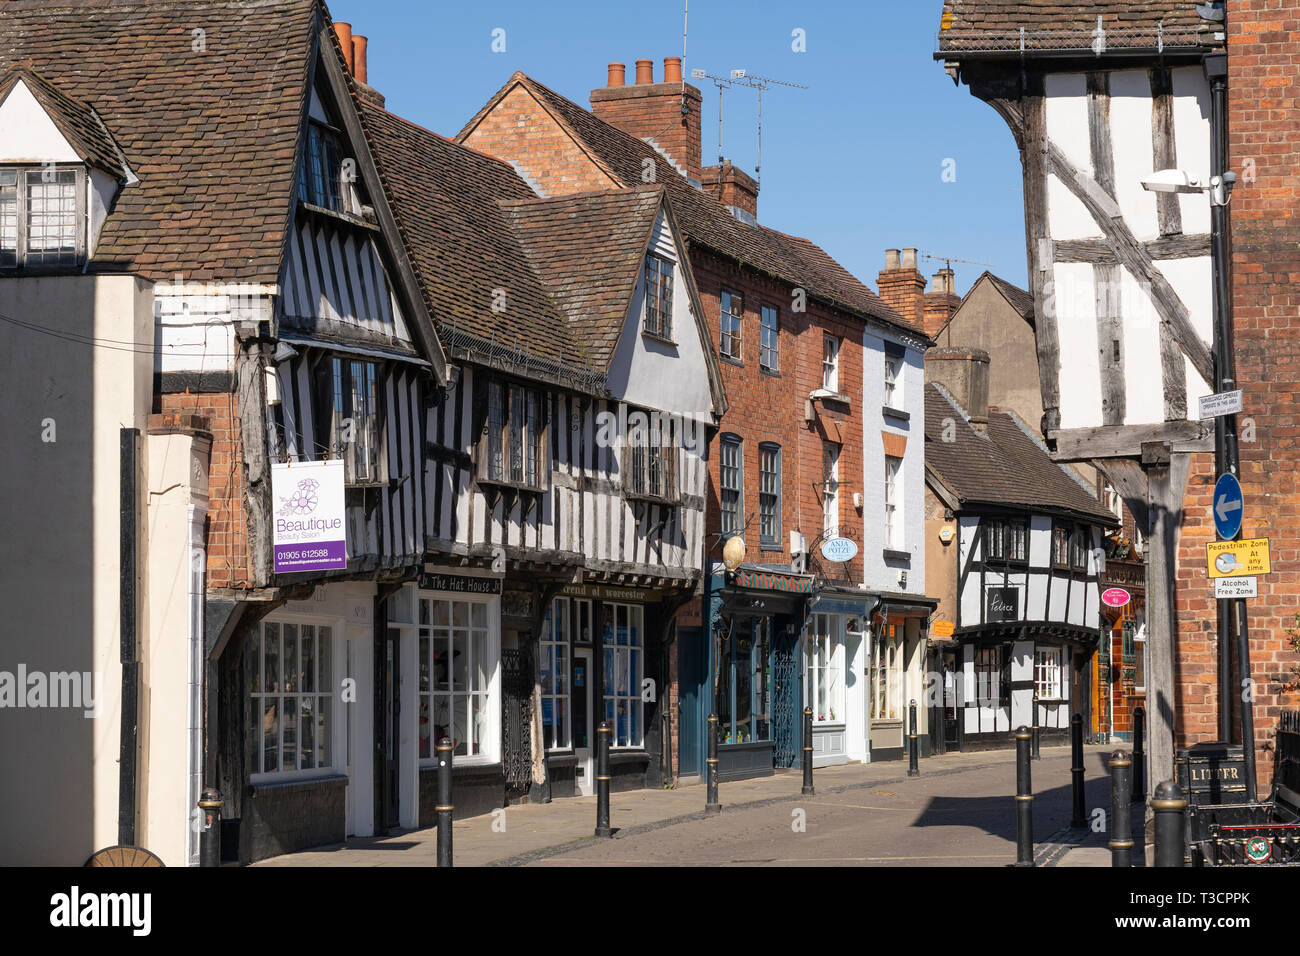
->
[1172,2,1300,795]
[462,84,618,196]
[590,79,703,181]
[159,389,250,589]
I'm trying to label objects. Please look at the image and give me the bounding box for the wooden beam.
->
[1094,458,1149,533]
[1022,83,1062,433]
[1046,140,1214,384]
[1049,420,1212,460]
[1149,68,1183,238]
[1094,262,1126,426]
[1053,234,1211,263]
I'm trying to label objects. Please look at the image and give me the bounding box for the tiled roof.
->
[937,1,1222,55]
[925,382,1116,523]
[0,66,129,179]
[459,73,923,339]
[960,271,1035,324]
[356,103,587,371]
[0,0,317,282]
[500,187,663,370]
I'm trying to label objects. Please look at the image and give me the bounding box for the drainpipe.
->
[119,428,141,846]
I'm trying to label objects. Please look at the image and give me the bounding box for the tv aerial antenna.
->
[920,250,995,273]
[690,69,734,166]
[725,70,807,187]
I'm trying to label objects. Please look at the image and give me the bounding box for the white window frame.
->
[1034,647,1063,701]
[0,164,86,270]
[760,303,779,371]
[884,454,902,550]
[250,615,341,783]
[805,614,844,724]
[602,602,644,748]
[869,619,902,721]
[822,334,840,391]
[822,441,840,538]
[883,343,905,410]
[416,592,501,767]
[541,597,574,752]
[720,289,743,360]
[719,434,743,537]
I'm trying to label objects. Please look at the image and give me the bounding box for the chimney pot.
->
[635,59,654,85]
[607,62,626,87]
[902,248,918,270]
[664,57,682,83]
[334,21,354,74]
[885,249,901,270]
[351,35,368,84]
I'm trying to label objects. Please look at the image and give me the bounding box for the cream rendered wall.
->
[142,430,211,866]
[0,79,80,162]
[0,275,152,864]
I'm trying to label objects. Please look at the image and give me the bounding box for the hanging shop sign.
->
[820,537,859,562]
[932,620,956,638]
[272,460,347,573]
[985,586,1020,623]
[1101,587,1131,608]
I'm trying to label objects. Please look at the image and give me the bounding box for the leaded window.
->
[0,165,84,269]
[643,254,673,338]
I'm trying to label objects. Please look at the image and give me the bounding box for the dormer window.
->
[0,165,85,270]
[298,121,349,213]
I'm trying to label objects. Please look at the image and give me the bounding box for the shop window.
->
[417,596,496,761]
[975,646,1001,707]
[718,617,771,743]
[1034,647,1063,700]
[603,602,644,748]
[806,614,844,723]
[251,620,333,776]
[870,620,902,720]
[541,598,573,751]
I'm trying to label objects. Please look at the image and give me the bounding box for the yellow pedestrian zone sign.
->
[1206,538,1271,578]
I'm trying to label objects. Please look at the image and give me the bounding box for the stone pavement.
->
[258,743,1126,867]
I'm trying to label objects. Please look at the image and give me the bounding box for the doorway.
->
[573,647,593,795]
[942,649,960,752]
[375,626,401,833]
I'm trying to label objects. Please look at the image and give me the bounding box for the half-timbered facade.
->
[924,351,1117,750]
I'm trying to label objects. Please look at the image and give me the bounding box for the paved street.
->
[259,744,1133,867]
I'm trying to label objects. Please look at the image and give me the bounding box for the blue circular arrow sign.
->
[1213,473,1244,541]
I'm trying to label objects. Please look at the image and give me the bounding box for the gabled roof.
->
[458,72,924,339]
[954,270,1035,325]
[936,1,1222,56]
[0,0,318,282]
[925,382,1116,524]
[356,102,585,374]
[0,65,129,180]
[500,187,663,371]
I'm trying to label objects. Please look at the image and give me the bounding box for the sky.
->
[327,0,1030,294]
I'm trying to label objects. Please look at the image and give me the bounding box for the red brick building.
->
[459,61,934,777]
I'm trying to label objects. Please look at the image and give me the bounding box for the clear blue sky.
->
[328,0,1030,294]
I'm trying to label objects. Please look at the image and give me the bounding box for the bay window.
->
[603,602,644,748]
[417,596,496,761]
[251,620,334,776]
[806,614,844,724]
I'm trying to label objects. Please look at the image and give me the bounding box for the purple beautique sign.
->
[272,460,347,573]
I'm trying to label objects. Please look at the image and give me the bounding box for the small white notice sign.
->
[1199,390,1244,420]
[1215,576,1257,599]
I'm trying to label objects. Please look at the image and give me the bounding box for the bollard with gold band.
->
[1015,726,1034,866]
[1109,750,1133,867]
[436,736,454,867]
[594,721,613,837]
[705,713,722,813]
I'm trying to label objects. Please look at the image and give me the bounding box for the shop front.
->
[805,590,876,766]
[867,596,937,761]
[706,564,815,781]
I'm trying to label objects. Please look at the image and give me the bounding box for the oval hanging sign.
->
[1101,587,1131,609]
[820,537,858,562]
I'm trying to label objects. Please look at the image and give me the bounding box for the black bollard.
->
[436,736,454,867]
[907,699,920,777]
[595,721,612,837]
[1109,750,1133,867]
[1070,713,1086,829]
[801,707,815,795]
[1015,727,1034,867]
[705,713,721,814]
[198,787,222,868]
[1131,706,1146,802]
[1031,692,1041,760]
[1151,779,1188,868]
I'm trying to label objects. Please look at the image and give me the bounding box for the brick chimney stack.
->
[591,58,704,181]
[700,159,759,221]
[877,248,928,331]
[923,268,961,339]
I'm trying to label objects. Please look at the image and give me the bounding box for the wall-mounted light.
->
[722,535,746,573]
